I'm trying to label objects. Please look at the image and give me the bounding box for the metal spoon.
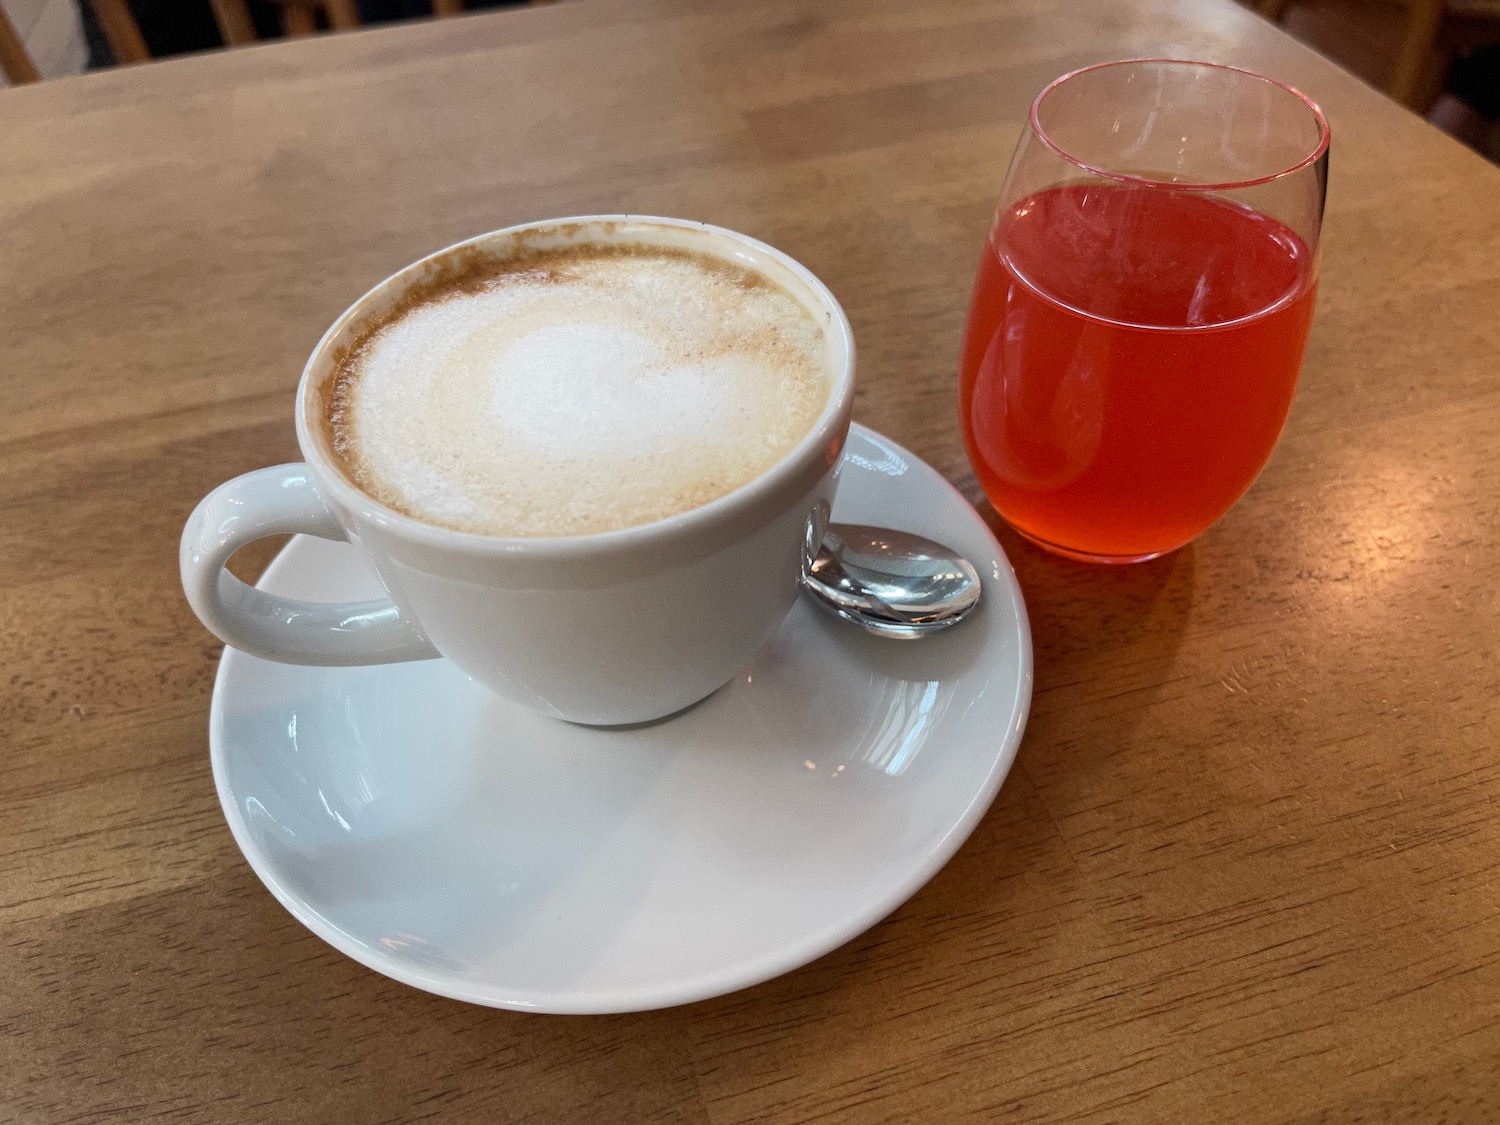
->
[802,523,982,639]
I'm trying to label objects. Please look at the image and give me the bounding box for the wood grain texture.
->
[2,0,1499,1121]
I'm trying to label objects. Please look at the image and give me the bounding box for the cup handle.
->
[179,463,440,665]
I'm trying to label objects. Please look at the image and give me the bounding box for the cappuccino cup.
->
[180,216,857,725]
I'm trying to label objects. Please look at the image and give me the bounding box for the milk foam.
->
[328,246,830,537]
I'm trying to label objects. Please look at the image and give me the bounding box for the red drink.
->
[958,182,1317,561]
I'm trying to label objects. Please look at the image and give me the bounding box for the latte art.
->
[325,244,831,537]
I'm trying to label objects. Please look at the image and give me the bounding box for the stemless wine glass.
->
[957,59,1330,563]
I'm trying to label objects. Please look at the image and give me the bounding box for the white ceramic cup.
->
[180,216,857,725]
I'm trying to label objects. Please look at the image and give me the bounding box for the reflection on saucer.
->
[842,430,911,477]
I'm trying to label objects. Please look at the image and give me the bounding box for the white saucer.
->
[210,424,1033,1013]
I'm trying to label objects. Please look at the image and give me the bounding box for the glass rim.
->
[1029,58,1331,192]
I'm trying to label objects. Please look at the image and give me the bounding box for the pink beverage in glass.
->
[958,61,1329,563]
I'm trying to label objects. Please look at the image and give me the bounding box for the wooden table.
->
[4,0,1498,1120]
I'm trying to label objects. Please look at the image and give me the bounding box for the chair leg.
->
[0,2,41,83]
[432,0,463,15]
[209,0,258,45]
[323,0,360,28]
[283,4,318,35]
[89,0,150,63]
[1389,0,1444,108]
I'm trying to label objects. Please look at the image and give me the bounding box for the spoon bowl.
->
[802,523,982,639]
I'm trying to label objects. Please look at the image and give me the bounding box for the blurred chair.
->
[3,0,142,82]
[210,0,357,42]
[0,3,42,83]
[2,0,357,81]
[1260,0,1500,107]
[2,0,546,83]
